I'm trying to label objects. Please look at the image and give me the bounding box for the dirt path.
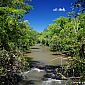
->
[25,44,68,65]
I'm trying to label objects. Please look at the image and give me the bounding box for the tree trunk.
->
[79,44,85,58]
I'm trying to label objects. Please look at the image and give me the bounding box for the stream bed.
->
[18,44,72,85]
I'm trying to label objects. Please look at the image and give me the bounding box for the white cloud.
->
[53,8,58,11]
[58,8,66,12]
[53,7,66,12]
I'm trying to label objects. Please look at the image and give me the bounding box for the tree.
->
[40,6,85,80]
[0,0,35,85]
[0,0,32,51]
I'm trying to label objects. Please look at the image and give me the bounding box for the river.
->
[18,44,72,85]
[25,44,68,65]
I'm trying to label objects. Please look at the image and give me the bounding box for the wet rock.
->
[44,73,56,79]
[29,61,45,69]
[45,65,62,70]
[45,68,56,73]
[44,73,54,78]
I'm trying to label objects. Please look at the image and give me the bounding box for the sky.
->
[24,0,74,32]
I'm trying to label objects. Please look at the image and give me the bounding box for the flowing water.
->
[18,68,72,85]
[18,44,72,85]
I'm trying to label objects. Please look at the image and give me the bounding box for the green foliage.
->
[0,0,35,51]
[49,35,61,51]
[40,13,85,79]
[0,50,32,85]
[66,57,85,80]
[40,14,85,56]
[0,0,37,84]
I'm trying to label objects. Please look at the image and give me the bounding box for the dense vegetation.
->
[38,0,85,81]
[0,0,38,85]
[0,0,85,84]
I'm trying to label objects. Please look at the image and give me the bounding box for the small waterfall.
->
[18,68,46,85]
[21,68,46,81]
[18,68,72,85]
[18,61,72,85]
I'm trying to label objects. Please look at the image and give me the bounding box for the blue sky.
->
[24,0,74,32]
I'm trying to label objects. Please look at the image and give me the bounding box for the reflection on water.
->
[25,44,68,65]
